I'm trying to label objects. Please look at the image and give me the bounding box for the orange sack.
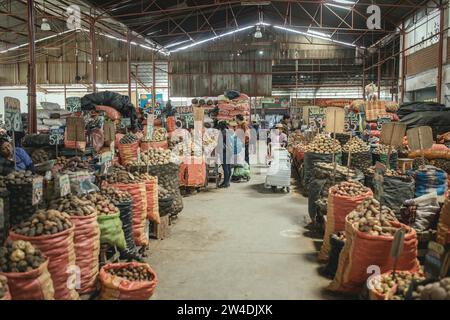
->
[9,227,80,300]
[140,140,168,151]
[70,213,101,294]
[319,187,373,261]
[118,142,139,166]
[144,178,160,224]
[328,220,420,294]
[112,183,148,247]
[179,157,206,187]
[95,105,121,121]
[0,259,55,300]
[99,262,158,300]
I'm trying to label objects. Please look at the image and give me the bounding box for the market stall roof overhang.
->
[83,0,437,51]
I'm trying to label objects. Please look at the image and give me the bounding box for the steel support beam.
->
[377,47,381,98]
[127,29,132,98]
[152,52,156,114]
[27,0,37,134]
[89,18,97,93]
[437,3,444,104]
[401,25,406,103]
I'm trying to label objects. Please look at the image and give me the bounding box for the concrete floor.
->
[148,167,339,300]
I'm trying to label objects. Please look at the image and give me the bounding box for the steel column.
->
[152,52,156,114]
[401,25,406,103]
[89,18,97,92]
[27,0,37,134]
[127,29,132,98]
[362,56,366,99]
[437,3,444,104]
[377,47,381,98]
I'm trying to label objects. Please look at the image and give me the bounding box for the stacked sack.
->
[400,192,441,232]
[413,166,448,198]
[216,92,250,122]
[37,102,71,133]
[328,198,420,293]
[437,195,450,245]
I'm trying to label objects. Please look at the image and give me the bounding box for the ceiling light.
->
[333,0,356,4]
[241,1,271,5]
[325,3,351,10]
[254,26,263,39]
[41,18,51,31]
[258,50,264,55]
[307,29,331,38]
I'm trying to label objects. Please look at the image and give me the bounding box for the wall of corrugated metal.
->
[405,42,439,76]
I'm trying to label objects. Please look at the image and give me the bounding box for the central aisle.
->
[148,168,336,300]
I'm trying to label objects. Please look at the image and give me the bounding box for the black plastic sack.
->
[0,189,10,245]
[81,91,139,129]
[375,175,415,214]
[308,178,326,220]
[116,201,143,261]
[148,163,183,217]
[324,234,345,278]
[5,183,36,226]
[22,134,50,147]
[303,153,334,194]
[224,90,240,100]
[397,102,446,118]
[159,196,174,217]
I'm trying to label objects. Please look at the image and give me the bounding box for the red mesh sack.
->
[8,227,79,300]
[95,105,121,121]
[99,262,157,300]
[0,259,55,300]
[118,142,139,166]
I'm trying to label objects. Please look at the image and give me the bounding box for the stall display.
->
[342,137,371,172]
[0,275,10,300]
[0,240,55,300]
[413,166,448,198]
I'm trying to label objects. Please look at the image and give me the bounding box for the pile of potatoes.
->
[374,144,397,155]
[365,166,403,177]
[31,149,49,164]
[120,133,138,144]
[151,128,167,142]
[316,162,356,177]
[347,198,398,236]
[305,134,342,154]
[0,275,7,299]
[106,264,154,282]
[0,240,46,273]
[141,148,171,166]
[48,195,97,216]
[5,171,34,185]
[80,193,120,216]
[343,137,370,153]
[101,187,132,205]
[12,210,72,237]
[372,271,425,300]
[106,167,141,184]
[331,181,370,197]
[412,278,450,300]
[55,156,91,172]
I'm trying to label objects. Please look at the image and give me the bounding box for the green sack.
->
[97,213,126,250]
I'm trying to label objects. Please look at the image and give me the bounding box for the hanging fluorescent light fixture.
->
[333,0,356,4]
[254,26,263,39]
[0,29,74,54]
[307,29,331,38]
[164,39,191,49]
[274,25,365,49]
[170,25,254,53]
[325,3,352,10]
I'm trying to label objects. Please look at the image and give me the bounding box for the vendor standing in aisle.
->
[236,115,250,164]
[0,135,34,174]
[217,121,232,189]
[278,115,292,136]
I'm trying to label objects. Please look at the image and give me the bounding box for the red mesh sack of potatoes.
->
[9,227,79,300]
[140,141,168,151]
[64,131,86,152]
[328,219,420,294]
[70,213,101,294]
[112,183,148,247]
[1,259,55,300]
[99,262,157,300]
[319,183,373,261]
[118,142,139,166]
